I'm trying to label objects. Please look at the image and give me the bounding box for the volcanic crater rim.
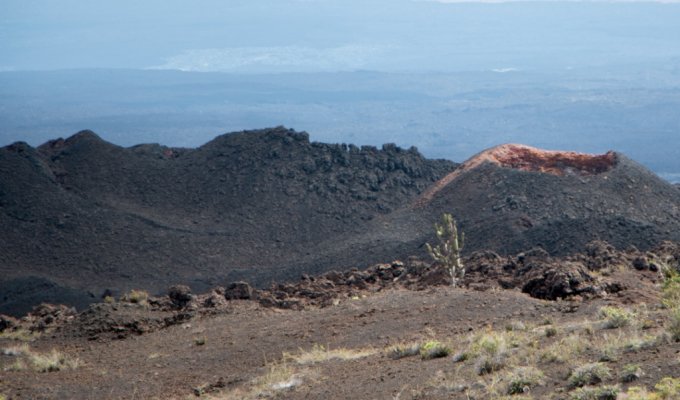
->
[471,143,617,177]
[414,143,618,207]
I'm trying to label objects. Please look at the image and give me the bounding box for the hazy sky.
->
[3,0,680,72]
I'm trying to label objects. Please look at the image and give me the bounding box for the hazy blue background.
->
[2,0,680,180]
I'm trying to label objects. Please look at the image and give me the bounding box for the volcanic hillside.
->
[2,130,680,315]
[0,127,455,315]
[304,143,680,271]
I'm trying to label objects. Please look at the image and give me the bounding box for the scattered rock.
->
[168,285,193,308]
[225,282,256,300]
[0,314,19,332]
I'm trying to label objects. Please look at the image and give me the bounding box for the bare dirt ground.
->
[2,255,679,400]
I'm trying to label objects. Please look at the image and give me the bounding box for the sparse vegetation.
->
[122,289,149,305]
[419,340,451,360]
[662,276,680,308]
[622,378,680,400]
[4,359,27,372]
[284,344,376,365]
[598,306,635,329]
[386,341,421,360]
[28,349,81,372]
[2,343,30,356]
[2,346,80,373]
[4,244,680,399]
[0,328,40,342]
[254,363,301,393]
[568,363,612,388]
[622,333,658,353]
[505,321,527,332]
[468,331,511,374]
[425,213,465,287]
[506,367,544,395]
[668,307,680,341]
[654,377,680,399]
[660,267,680,341]
[620,364,643,383]
[541,333,588,363]
[569,385,619,400]
[200,362,310,400]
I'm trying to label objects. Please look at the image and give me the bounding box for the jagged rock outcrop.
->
[0,127,455,315]
[2,134,679,315]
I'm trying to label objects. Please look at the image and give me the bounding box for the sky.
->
[2,0,680,179]
[3,0,680,73]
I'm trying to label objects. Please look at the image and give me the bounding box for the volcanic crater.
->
[1,128,680,315]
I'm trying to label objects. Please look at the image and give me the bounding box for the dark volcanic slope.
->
[0,127,455,314]
[2,133,680,315]
[307,144,680,270]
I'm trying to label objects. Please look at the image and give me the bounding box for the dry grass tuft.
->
[620,364,643,383]
[121,289,149,306]
[201,362,315,400]
[419,340,451,360]
[505,366,544,395]
[285,344,376,365]
[2,343,30,356]
[598,306,635,329]
[0,328,40,342]
[386,341,422,360]
[569,385,619,400]
[568,362,611,388]
[2,346,80,373]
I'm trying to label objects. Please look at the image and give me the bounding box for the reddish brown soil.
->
[416,144,617,206]
[2,287,678,400]
[1,245,678,399]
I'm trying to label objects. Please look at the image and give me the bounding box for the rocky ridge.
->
[2,129,680,315]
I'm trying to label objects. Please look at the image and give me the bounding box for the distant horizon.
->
[4,124,679,184]
[4,1,680,72]
[2,1,679,181]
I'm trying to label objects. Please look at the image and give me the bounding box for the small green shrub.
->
[568,363,611,388]
[505,321,526,332]
[622,334,658,353]
[544,326,558,337]
[598,306,634,329]
[419,340,451,360]
[2,343,30,356]
[506,367,544,395]
[4,359,26,372]
[2,346,80,373]
[474,356,503,375]
[621,386,658,400]
[387,342,421,360]
[620,364,642,383]
[124,289,149,305]
[661,276,680,309]
[569,385,619,400]
[470,332,508,357]
[0,328,40,342]
[655,377,680,399]
[28,348,80,372]
[668,307,680,342]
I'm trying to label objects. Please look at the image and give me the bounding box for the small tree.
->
[425,213,465,287]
